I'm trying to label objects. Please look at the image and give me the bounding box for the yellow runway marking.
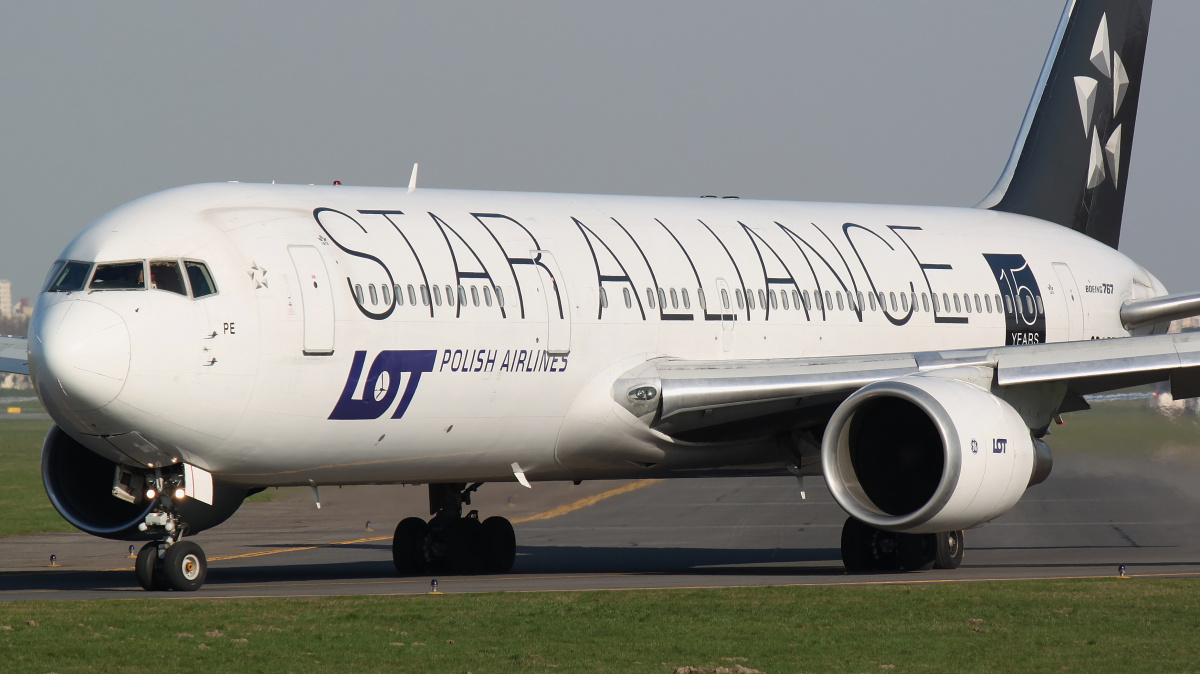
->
[510,479,660,524]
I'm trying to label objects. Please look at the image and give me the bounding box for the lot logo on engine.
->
[993,438,1008,454]
[984,253,1046,345]
[329,350,437,420]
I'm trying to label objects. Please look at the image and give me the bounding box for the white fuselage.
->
[30,183,1161,487]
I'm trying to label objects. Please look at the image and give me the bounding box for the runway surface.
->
[2,447,1199,601]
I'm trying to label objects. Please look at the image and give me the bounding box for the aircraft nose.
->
[30,300,131,412]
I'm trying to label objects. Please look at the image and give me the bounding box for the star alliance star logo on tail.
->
[1073,13,1129,190]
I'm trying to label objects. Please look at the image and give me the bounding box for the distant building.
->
[14,298,32,318]
[0,280,11,318]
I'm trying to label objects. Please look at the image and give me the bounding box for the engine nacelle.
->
[41,425,247,540]
[821,375,1038,533]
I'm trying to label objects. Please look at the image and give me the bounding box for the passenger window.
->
[803,290,811,311]
[964,292,972,313]
[484,285,493,307]
[185,261,218,298]
[856,291,864,311]
[496,286,506,307]
[408,285,417,306]
[445,285,455,307]
[669,288,678,309]
[932,293,940,313]
[889,292,897,312]
[646,288,656,309]
[984,294,992,313]
[420,285,430,306]
[90,261,145,291]
[471,286,480,307]
[432,285,442,306]
[369,284,379,305]
[623,287,632,308]
[815,292,823,311]
[1023,295,1033,314]
[735,289,744,309]
[658,287,668,309]
[721,288,730,309]
[1035,296,1044,314]
[696,288,704,311]
[995,295,1002,313]
[150,261,187,296]
[953,294,961,312]
[974,294,982,313]
[922,293,930,313]
[757,289,766,309]
[900,293,908,312]
[682,288,691,309]
[833,291,842,311]
[458,286,467,307]
[791,290,800,309]
[911,292,918,312]
[385,284,394,306]
[869,292,877,311]
[747,290,755,310]
[47,261,92,292]
[825,291,833,310]
[355,284,365,305]
[600,287,609,309]
[1004,295,1012,314]
[943,293,951,312]
[780,290,788,310]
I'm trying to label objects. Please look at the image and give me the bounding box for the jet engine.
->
[821,375,1048,534]
[41,425,247,540]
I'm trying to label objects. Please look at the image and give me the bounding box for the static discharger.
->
[408,163,419,193]
[511,462,531,489]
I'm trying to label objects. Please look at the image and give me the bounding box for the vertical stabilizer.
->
[977,0,1153,249]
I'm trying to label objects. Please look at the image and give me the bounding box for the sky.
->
[3,2,1199,302]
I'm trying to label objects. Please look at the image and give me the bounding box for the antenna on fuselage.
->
[407,163,419,193]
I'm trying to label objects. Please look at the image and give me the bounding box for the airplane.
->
[2,0,1195,591]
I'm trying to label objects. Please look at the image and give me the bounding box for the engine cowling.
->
[821,375,1038,533]
[41,425,248,540]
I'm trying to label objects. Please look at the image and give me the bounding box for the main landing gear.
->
[392,483,517,575]
[133,473,207,592]
[840,517,964,572]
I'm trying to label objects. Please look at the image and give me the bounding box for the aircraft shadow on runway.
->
[5,543,1199,594]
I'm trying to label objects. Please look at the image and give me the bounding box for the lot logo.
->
[993,438,1008,454]
[984,253,1046,345]
[329,350,437,420]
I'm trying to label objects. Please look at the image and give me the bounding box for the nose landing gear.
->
[132,470,208,592]
[392,483,517,576]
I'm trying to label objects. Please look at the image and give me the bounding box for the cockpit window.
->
[46,261,92,292]
[185,261,218,298]
[89,262,145,290]
[150,260,187,296]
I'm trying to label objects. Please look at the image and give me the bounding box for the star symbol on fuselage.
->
[248,262,269,289]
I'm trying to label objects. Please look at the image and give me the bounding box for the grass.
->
[0,580,1197,673]
[0,418,70,537]
[1053,398,1200,461]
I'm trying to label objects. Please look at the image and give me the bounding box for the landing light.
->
[174,488,187,500]
[145,488,156,500]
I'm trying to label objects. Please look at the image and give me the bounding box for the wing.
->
[614,332,1200,436]
[0,336,29,375]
